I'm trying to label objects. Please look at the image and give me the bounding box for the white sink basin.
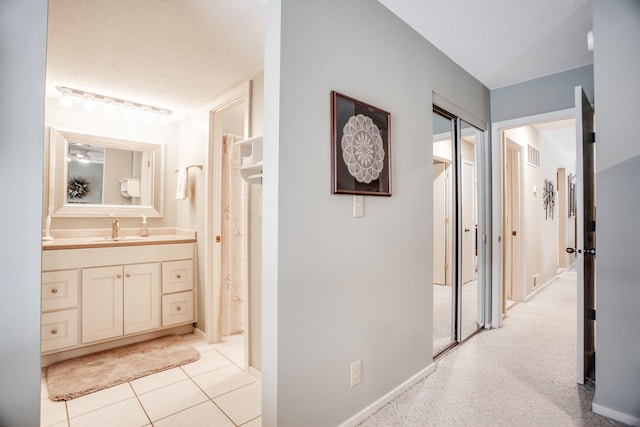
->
[88,236,146,242]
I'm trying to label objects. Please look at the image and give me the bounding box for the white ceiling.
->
[46,0,593,115]
[379,0,593,90]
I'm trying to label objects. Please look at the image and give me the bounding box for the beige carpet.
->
[360,268,623,426]
[46,335,200,401]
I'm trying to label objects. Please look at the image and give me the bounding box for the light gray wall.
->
[491,65,594,122]
[249,71,264,372]
[263,1,489,425]
[592,0,640,422]
[0,0,47,425]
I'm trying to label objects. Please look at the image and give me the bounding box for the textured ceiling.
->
[46,0,265,116]
[46,0,593,116]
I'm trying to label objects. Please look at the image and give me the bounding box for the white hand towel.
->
[175,167,189,200]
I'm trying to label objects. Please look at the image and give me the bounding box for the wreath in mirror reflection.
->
[68,176,90,200]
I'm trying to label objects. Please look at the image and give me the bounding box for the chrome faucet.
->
[111,218,120,239]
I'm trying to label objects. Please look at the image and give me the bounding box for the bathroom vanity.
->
[41,233,197,366]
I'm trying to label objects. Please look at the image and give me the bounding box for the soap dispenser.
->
[140,215,149,237]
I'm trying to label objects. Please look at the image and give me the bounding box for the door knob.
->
[584,248,596,256]
[566,247,581,254]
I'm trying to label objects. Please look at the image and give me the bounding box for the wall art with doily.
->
[331,91,391,196]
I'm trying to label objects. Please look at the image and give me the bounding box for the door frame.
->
[490,107,576,328]
[203,82,251,358]
[502,138,524,311]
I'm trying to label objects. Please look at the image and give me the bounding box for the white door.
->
[82,266,123,343]
[572,85,596,385]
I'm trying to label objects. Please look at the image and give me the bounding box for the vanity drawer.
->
[162,260,193,293]
[42,270,79,311]
[162,291,194,326]
[41,309,79,353]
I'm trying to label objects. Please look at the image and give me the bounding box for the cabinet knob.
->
[176,306,182,312]
[51,288,58,294]
[50,328,58,335]
[176,274,182,279]
[126,273,131,278]
[116,274,122,279]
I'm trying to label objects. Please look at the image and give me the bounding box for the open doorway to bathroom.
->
[204,82,261,376]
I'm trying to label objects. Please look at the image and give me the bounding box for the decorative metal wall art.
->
[543,178,556,220]
[331,91,391,196]
[568,174,576,218]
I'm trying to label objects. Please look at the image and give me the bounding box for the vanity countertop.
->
[42,229,197,251]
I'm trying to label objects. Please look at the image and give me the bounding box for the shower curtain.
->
[219,133,247,336]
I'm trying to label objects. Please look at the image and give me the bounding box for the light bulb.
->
[125,104,136,119]
[60,92,73,108]
[104,100,115,114]
[83,96,96,111]
[142,108,153,123]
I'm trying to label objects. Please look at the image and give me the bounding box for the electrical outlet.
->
[350,360,362,387]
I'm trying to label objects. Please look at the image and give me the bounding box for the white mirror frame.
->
[48,128,164,217]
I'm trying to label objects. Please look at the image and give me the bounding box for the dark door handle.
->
[566,247,581,254]
[464,228,470,232]
[585,248,596,256]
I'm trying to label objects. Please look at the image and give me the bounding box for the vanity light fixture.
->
[55,86,173,124]
[83,94,96,111]
[59,89,73,108]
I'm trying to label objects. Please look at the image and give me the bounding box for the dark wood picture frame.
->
[331,91,391,196]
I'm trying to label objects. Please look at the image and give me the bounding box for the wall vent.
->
[533,273,540,288]
[527,144,541,168]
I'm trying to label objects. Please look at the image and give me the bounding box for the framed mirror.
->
[48,128,164,217]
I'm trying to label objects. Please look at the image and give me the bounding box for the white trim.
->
[203,82,251,346]
[248,366,262,381]
[524,274,557,302]
[337,363,436,427]
[490,107,576,329]
[592,403,640,426]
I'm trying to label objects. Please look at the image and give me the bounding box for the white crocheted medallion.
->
[341,114,385,184]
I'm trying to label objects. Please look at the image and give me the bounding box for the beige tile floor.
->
[40,333,261,427]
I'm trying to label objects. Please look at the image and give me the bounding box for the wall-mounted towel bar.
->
[174,164,203,173]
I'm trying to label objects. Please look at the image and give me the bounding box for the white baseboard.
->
[593,403,640,426]
[525,275,556,302]
[192,327,207,341]
[248,366,262,381]
[337,363,436,427]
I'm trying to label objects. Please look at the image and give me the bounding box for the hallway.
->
[360,270,622,426]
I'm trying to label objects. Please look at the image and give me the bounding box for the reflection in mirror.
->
[50,128,164,217]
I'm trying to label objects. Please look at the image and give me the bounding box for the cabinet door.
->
[123,263,161,335]
[82,266,123,343]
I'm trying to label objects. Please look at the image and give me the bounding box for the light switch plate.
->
[353,195,364,218]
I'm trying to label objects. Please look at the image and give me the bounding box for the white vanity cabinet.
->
[41,269,79,352]
[41,241,195,358]
[161,260,194,326]
[81,262,161,344]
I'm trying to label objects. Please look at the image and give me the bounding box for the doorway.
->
[204,83,254,371]
[432,106,487,357]
[502,139,523,313]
